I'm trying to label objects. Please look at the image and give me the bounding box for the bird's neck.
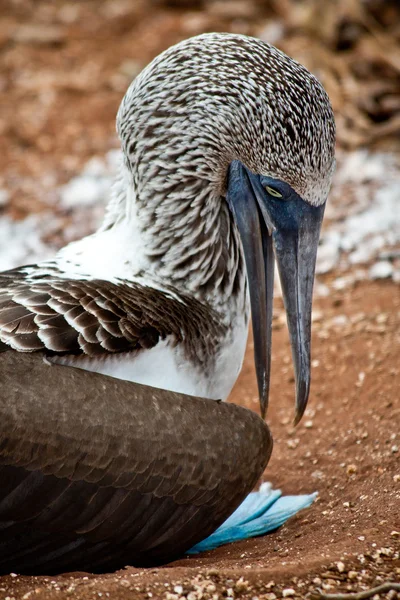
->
[57,167,248,325]
[98,163,248,318]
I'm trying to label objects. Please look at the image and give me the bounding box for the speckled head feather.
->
[116,33,335,204]
[101,33,335,297]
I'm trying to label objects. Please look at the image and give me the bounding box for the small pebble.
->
[173,586,183,595]
[336,561,345,573]
[356,372,365,387]
[235,577,249,592]
[348,571,358,580]
[287,439,299,449]
[369,261,393,279]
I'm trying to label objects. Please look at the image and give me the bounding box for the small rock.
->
[173,586,183,595]
[332,314,348,327]
[282,589,295,598]
[315,282,330,297]
[348,571,358,580]
[346,464,357,475]
[356,372,365,387]
[235,578,249,592]
[376,313,388,324]
[369,261,393,279]
[287,438,299,449]
[336,561,345,573]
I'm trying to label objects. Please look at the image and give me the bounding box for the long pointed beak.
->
[272,208,324,424]
[227,161,325,424]
[226,162,273,418]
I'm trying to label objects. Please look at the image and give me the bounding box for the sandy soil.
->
[0,1,399,598]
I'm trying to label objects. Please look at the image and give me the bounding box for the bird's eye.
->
[265,186,283,198]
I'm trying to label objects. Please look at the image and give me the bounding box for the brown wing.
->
[0,351,272,574]
[0,267,223,362]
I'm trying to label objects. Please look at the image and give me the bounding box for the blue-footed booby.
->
[0,33,335,574]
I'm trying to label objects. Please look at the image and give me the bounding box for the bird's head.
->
[116,33,336,424]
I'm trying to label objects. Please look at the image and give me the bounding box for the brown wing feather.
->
[0,267,224,363]
[0,351,272,573]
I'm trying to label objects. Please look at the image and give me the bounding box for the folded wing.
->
[0,351,272,574]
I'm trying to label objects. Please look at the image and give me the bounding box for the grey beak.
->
[226,161,273,418]
[227,161,325,423]
[272,209,324,424]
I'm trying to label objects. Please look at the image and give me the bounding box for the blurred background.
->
[0,0,399,282]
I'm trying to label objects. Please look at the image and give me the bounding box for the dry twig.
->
[310,581,400,600]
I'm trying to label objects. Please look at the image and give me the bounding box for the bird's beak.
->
[226,161,325,424]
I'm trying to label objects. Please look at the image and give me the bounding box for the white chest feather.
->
[54,319,248,401]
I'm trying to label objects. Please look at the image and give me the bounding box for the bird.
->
[0,32,335,574]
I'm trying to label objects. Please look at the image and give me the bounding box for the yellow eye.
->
[265,186,283,198]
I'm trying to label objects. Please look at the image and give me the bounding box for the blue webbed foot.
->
[187,483,317,554]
